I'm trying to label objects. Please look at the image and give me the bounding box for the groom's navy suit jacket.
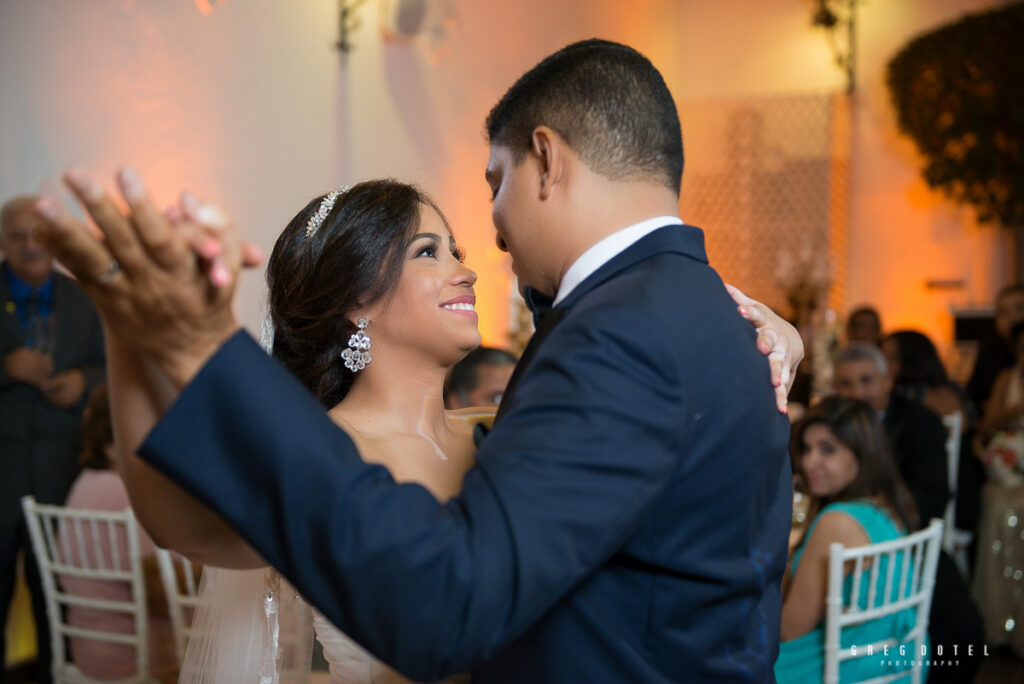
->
[142,224,792,682]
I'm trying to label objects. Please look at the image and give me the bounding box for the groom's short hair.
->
[485,38,684,194]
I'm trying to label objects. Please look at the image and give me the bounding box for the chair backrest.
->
[155,548,201,664]
[823,518,943,684]
[21,495,152,684]
[940,411,977,578]
[941,412,963,521]
[940,411,963,545]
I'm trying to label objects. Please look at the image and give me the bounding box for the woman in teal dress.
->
[776,397,924,683]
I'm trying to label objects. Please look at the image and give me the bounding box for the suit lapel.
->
[493,224,707,424]
[494,306,567,422]
[51,275,72,367]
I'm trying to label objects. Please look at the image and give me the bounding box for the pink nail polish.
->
[211,263,231,287]
[201,238,222,259]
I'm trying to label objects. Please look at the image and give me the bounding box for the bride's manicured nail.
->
[245,244,266,262]
[210,261,231,288]
[200,237,222,259]
[118,166,145,202]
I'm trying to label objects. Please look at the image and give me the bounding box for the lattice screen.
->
[678,93,851,317]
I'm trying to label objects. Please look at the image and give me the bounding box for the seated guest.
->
[443,345,517,409]
[882,330,973,420]
[776,397,922,683]
[978,320,1024,438]
[882,330,982,537]
[59,383,178,682]
[845,305,882,346]
[968,284,1024,415]
[973,320,1024,655]
[834,343,983,683]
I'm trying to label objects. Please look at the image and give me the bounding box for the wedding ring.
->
[97,260,121,284]
[768,350,787,361]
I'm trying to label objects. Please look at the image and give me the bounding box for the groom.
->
[34,40,793,682]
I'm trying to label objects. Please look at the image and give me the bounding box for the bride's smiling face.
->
[365,205,481,365]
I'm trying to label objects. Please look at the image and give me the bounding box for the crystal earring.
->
[341,317,372,372]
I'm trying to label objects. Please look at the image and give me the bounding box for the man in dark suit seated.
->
[1,195,105,682]
[444,345,516,410]
[833,342,983,684]
[33,40,797,682]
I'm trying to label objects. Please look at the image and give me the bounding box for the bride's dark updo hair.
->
[267,179,451,409]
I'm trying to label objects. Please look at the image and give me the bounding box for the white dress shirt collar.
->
[552,216,684,306]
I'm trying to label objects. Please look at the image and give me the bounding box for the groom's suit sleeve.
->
[140,302,684,680]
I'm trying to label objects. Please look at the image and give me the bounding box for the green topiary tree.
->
[887,1,1024,281]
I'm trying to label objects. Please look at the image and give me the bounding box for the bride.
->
[101,178,798,682]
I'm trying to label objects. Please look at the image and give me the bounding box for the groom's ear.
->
[530,126,565,201]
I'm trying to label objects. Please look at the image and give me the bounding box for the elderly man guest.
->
[0,195,105,681]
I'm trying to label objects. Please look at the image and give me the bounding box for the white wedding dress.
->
[179,567,468,683]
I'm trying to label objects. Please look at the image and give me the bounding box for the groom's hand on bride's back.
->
[32,167,254,388]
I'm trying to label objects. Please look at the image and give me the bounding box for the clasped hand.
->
[32,168,261,388]
[4,347,85,407]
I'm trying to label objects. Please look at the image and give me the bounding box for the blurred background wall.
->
[0,0,1014,355]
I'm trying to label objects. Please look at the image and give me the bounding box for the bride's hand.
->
[33,167,246,388]
[163,194,265,289]
[725,284,804,414]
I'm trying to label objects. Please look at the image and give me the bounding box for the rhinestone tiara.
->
[305,185,350,238]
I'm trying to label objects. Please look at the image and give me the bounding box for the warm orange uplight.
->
[195,0,227,16]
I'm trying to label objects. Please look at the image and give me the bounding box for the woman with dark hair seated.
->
[882,328,983,542]
[882,329,973,421]
[776,396,923,683]
[979,320,1024,439]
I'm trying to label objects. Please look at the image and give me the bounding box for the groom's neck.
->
[549,177,681,290]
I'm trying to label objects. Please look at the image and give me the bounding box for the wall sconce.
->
[335,0,456,61]
[810,0,859,93]
[337,0,372,52]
